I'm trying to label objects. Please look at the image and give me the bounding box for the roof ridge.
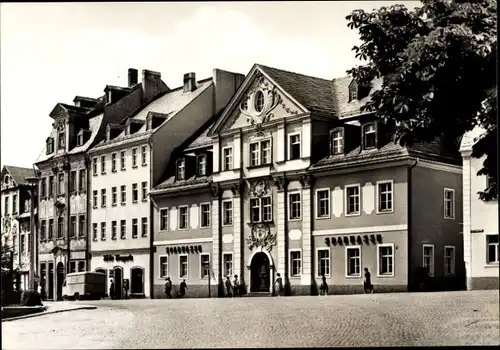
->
[257,64,332,82]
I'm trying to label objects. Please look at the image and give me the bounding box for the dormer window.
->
[58,131,65,149]
[77,133,84,146]
[362,123,377,150]
[177,159,186,180]
[4,175,10,185]
[331,128,344,155]
[349,80,371,102]
[349,83,358,102]
[197,155,207,176]
[46,138,54,154]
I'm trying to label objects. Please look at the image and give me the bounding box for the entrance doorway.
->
[130,267,144,295]
[95,268,107,298]
[56,262,64,301]
[48,263,54,300]
[250,252,271,292]
[113,267,123,299]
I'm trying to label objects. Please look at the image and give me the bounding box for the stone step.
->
[245,292,273,297]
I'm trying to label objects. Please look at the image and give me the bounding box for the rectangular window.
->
[4,197,8,215]
[317,249,330,277]
[78,261,85,272]
[346,247,361,277]
[346,185,361,215]
[92,158,98,176]
[111,221,117,240]
[93,190,98,208]
[100,155,106,174]
[197,155,207,176]
[444,246,455,275]
[49,176,54,196]
[41,178,47,198]
[250,142,260,166]
[141,217,148,237]
[58,131,65,149]
[112,187,117,206]
[121,185,126,204]
[179,206,188,230]
[132,218,138,238]
[57,217,64,239]
[250,197,272,223]
[288,133,301,160]
[40,220,47,241]
[120,220,126,239]
[132,183,138,203]
[200,254,210,278]
[331,129,344,155]
[141,182,148,201]
[262,197,272,222]
[70,216,77,238]
[250,198,261,223]
[363,123,376,149]
[423,244,435,276]
[177,159,185,180]
[160,256,168,278]
[179,255,188,278]
[79,170,86,192]
[200,203,210,228]
[78,215,86,237]
[289,192,301,220]
[70,261,76,273]
[223,253,233,277]
[378,244,394,276]
[261,140,271,164]
[316,189,330,218]
[141,145,147,166]
[101,189,106,208]
[100,222,106,241]
[377,181,393,213]
[132,148,138,167]
[92,223,97,241]
[58,173,64,195]
[486,235,499,264]
[222,200,233,226]
[48,219,54,240]
[69,171,76,193]
[120,150,126,170]
[290,250,302,277]
[444,188,455,219]
[20,234,26,254]
[223,147,233,171]
[159,209,169,231]
[111,153,117,172]
[12,194,17,214]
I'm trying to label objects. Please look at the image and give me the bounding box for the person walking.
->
[233,275,240,297]
[364,267,374,294]
[274,273,283,297]
[109,279,115,300]
[179,279,188,298]
[225,276,232,297]
[319,274,329,296]
[123,279,129,299]
[164,277,172,299]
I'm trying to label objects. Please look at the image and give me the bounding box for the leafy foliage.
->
[346,0,497,200]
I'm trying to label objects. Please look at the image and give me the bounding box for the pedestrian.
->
[274,273,283,297]
[37,283,42,296]
[179,279,188,298]
[109,279,115,300]
[233,275,240,297]
[225,276,232,297]
[40,281,46,300]
[364,267,374,294]
[319,274,329,296]
[123,279,129,299]
[164,277,172,299]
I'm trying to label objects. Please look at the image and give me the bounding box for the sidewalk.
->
[2,301,97,322]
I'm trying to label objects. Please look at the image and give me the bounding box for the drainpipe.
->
[408,157,419,291]
[148,137,154,299]
[65,158,71,276]
[85,155,91,272]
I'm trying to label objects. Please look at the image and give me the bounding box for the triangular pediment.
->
[209,65,308,135]
[49,103,70,120]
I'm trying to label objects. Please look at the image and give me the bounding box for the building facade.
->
[1,166,37,290]
[151,64,465,297]
[460,127,499,290]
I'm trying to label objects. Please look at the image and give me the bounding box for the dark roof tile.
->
[3,166,36,186]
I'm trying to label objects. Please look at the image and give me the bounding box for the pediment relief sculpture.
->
[239,74,282,127]
[248,179,270,198]
[245,222,277,252]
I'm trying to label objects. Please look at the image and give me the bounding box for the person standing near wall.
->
[233,275,240,297]
[274,273,283,297]
[164,277,172,299]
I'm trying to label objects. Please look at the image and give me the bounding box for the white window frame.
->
[444,188,455,219]
[141,181,148,201]
[100,222,106,241]
[444,245,456,276]
[101,189,106,208]
[377,243,395,277]
[363,123,377,150]
[100,155,106,174]
[288,132,301,160]
[111,153,117,172]
[92,157,98,176]
[288,191,302,221]
[92,223,98,241]
[120,219,126,239]
[132,147,138,168]
[132,183,138,203]
[141,217,148,237]
[120,185,126,205]
[345,246,362,278]
[111,186,117,206]
[199,253,210,279]
[92,190,98,208]
[316,248,331,278]
[111,220,117,240]
[261,139,272,164]
[159,208,169,231]
[178,205,189,230]
[222,252,233,278]
[178,254,188,279]
[222,199,233,227]
[249,142,261,166]
[177,159,186,180]
[331,129,344,155]
[222,146,233,171]
[315,188,331,219]
[345,184,361,217]
[250,196,273,223]
[289,249,302,277]
[486,234,499,264]
[120,150,126,170]
[422,244,435,276]
[141,145,147,166]
[200,202,211,228]
[159,255,169,279]
[376,180,394,214]
[132,218,138,238]
[197,155,207,176]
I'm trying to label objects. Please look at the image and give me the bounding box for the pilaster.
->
[274,176,287,276]
[231,183,242,278]
[300,174,314,286]
[211,183,222,296]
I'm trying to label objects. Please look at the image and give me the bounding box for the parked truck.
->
[62,272,107,301]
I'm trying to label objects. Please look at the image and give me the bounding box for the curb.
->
[2,306,97,322]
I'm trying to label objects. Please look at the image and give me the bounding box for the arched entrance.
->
[130,267,144,295]
[250,252,271,292]
[56,262,64,301]
[95,268,107,298]
[113,267,123,299]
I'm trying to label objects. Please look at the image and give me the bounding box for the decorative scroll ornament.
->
[231,183,241,196]
[239,75,282,127]
[245,223,277,252]
[249,179,269,198]
[211,183,222,199]
[272,176,288,192]
[52,118,66,131]
[2,215,12,234]
[300,174,314,189]
[55,200,66,217]
[51,245,67,256]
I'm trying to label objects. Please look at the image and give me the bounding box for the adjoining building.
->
[151,63,465,297]
[1,166,37,291]
[88,69,244,299]
[460,127,499,290]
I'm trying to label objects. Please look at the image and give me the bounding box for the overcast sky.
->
[1,1,420,169]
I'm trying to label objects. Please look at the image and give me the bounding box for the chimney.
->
[183,72,197,93]
[142,69,168,104]
[128,68,138,87]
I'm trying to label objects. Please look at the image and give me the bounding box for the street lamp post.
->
[26,176,38,291]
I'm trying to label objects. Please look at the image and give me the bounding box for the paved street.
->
[2,290,499,348]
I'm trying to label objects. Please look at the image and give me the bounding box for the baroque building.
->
[151,64,465,297]
[87,68,244,299]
